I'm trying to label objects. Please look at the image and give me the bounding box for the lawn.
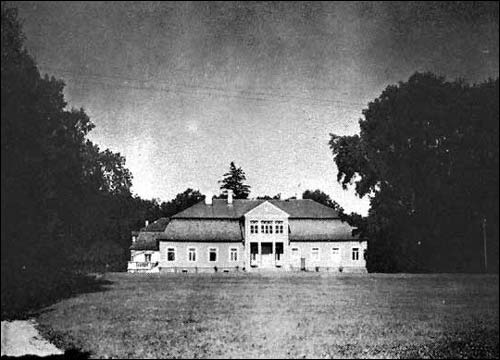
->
[36,273,499,359]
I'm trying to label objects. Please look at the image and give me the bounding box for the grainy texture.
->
[36,273,498,359]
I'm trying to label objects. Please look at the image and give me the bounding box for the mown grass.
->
[36,273,498,358]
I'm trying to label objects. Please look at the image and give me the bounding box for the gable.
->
[244,201,289,219]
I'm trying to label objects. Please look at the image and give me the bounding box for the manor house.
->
[128,191,367,273]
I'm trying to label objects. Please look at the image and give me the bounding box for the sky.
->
[9,1,499,215]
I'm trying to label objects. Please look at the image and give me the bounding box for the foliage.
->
[159,188,205,217]
[256,193,281,200]
[218,161,251,199]
[1,6,165,317]
[330,72,499,273]
[302,189,343,213]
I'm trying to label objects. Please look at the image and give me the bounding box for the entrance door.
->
[261,242,274,268]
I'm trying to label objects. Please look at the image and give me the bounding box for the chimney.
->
[227,189,233,205]
[132,235,137,243]
[297,182,302,200]
[205,191,213,205]
[145,220,149,227]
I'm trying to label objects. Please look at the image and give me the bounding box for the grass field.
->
[36,273,498,359]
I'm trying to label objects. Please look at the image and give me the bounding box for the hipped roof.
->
[172,199,339,219]
[160,219,244,241]
[130,238,159,251]
[288,219,357,241]
[140,217,170,232]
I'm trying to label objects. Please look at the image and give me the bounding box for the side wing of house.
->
[158,218,246,272]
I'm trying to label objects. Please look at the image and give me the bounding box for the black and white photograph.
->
[1,1,498,358]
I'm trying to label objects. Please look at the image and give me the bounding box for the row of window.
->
[249,220,284,234]
[290,247,361,261]
[163,246,361,262]
[166,247,238,262]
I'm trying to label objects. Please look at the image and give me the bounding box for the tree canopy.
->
[302,189,344,213]
[330,72,499,273]
[1,6,163,316]
[218,161,251,199]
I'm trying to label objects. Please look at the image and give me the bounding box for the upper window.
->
[311,247,320,260]
[250,220,259,234]
[352,248,359,261]
[188,248,197,262]
[167,248,176,262]
[209,248,217,262]
[261,220,273,234]
[275,221,284,234]
[230,248,238,261]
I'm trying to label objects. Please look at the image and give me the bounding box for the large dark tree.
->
[1,6,152,317]
[330,72,499,273]
[218,161,251,199]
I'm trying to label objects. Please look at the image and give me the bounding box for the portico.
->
[244,201,289,269]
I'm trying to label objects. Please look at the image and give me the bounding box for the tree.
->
[302,190,343,213]
[256,193,281,200]
[329,72,499,273]
[160,188,205,217]
[1,6,153,315]
[218,161,251,199]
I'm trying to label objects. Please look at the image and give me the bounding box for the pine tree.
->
[218,162,251,199]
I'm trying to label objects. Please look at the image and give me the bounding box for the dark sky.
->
[9,1,499,214]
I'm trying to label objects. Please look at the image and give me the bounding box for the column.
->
[272,241,276,266]
[258,241,262,267]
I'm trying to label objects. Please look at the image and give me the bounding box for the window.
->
[209,248,217,262]
[311,247,320,260]
[332,247,340,256]
[352,248,359,261]
[230,248,238,261]
[275,221,284,234]
[291,247,300,257]
[144,254,152,262]
[167,248,176,261]
[250,242,258,261]
[250,220,259,234]
[275,242,283,261]
[262,220,273,234]
[188,248,196,262]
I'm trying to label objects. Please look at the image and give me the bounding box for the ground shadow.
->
[1,273,113,321]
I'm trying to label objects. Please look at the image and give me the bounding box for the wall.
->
[286,240,367,272]
[159,241,245,272]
